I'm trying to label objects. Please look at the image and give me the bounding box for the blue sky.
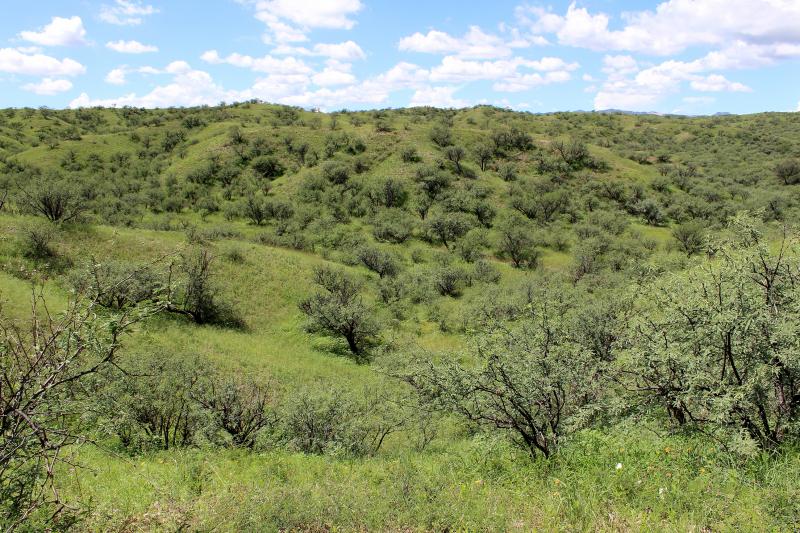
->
[1,0,799,113]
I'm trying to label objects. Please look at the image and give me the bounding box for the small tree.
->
[357,246,400,278]
[299,267,380,358]
[474,143,493,172]
[495,214,541,268]
[775,158,800,185]
[18,173,84,223]
[424,212,474,250]
[400,291,603,458]
[445,146,466,175]
[167,248,242,328]
[430,124,452,147]
[251,155,285,180]
[672,221,706,256]
[0,286,161,526]
[625,215,800,450]
[243,194,268,225]
[194,377,277,448]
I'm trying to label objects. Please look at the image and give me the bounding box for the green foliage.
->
[672,221,707,256]
[625,215,800,451]
[401,288,605,457]
[775,158,800,185]
[495,213,541,269]
[251,155,285,180]
[2,104,800,530]
[372,207,416,243]
[299,266,380,358]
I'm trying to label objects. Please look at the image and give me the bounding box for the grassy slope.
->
[2,106,800,530]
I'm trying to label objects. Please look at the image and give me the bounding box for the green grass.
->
[59,430,799,531]
[3,105,800,530]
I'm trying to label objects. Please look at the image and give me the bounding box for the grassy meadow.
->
[1,103,800,530]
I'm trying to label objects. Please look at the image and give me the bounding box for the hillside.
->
[1,103,800,531]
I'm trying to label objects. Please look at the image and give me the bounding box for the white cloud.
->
[494,70,573,92]
[410,86,467,108]
[399,26,520,59]
[19,16,87,47]
[71,63,242,108]
[426,55,577,89]
[372,61,429,89]
[272,40,366,61]
[690,74,751,92]
[311,41,365,61]
[255,0,362,29]
[21,78,73,95]
[105,67,128,85]
[201,50,312,75]
[312,61,355,86]
[0,48,85,77]
[518,0,800,56]
[602,55,638,77]
[593,57,751,110]
[251,0,363,43]
[106,40,158,53]
[100,0,159,26]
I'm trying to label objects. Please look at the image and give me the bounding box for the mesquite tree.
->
[0,285,160,527]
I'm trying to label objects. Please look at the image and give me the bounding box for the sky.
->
[1,0,799,113]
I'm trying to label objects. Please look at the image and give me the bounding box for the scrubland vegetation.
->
[1,102,799,531]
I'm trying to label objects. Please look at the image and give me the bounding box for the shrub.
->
[71,261,162,309]
[775,158,800,185]
[430,124,452,147]
[671,221,706,256]
[400,288,604,458]
[401,146,420,163]
[357,245,400,278]
[322,161,350,184]
[433,264,469,297]
[495,214,541,269]
[299,267,380,358]
[455,228,488,262]
[18,172,85,223]
[282,386,399,456]
[424,212,475,250]
[472,259,501,284]
[195,376,278,448]
[167,248,244,328]
[366,177,408,209]
[251,156,285,180]
[19,223,56,259]
[625,215,800,451]
[372,208,416,243]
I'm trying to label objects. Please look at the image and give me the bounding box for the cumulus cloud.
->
[427,55,577,85]
[99,0,159,26]
[105,68,128,85]
[410,86,467,108]
[399,26,525,59]
[312,60,356,86]
[690,74,751,92]
[106,40,158,53]
[201,50,312,75]
[518,0,800,57]
[272,40,366,61]
[19,16,87,47]
[593,57,751,110]
[0,48,85,77]
[251,0,363,43]
[71,63,243,108]
[22,78,73,95]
